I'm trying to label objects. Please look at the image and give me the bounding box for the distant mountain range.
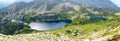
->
[70,0,120,10]
[0,0,119,12]
[0,0,120,9]
[0,0,119,10]
[0,0,120,22]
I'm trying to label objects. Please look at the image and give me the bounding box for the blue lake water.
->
[29,20,72,31]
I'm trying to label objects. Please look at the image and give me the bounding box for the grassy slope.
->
[0,16,120,41]
[48,16,120,41]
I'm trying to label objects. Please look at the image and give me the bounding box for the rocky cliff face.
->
[0,0,79,22]
[3,0,120,12]
[0,0,119,22]
[68,0,120,10]
[0,0,119,21]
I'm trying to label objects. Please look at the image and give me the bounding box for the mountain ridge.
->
[0,0,120,22]
[0,0,119,13]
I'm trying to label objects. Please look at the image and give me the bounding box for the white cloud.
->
[0,0,16,4]
[111,0,120,7]
[16,0,33,2]
[0,0,32,4]
[0,0,33,8]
